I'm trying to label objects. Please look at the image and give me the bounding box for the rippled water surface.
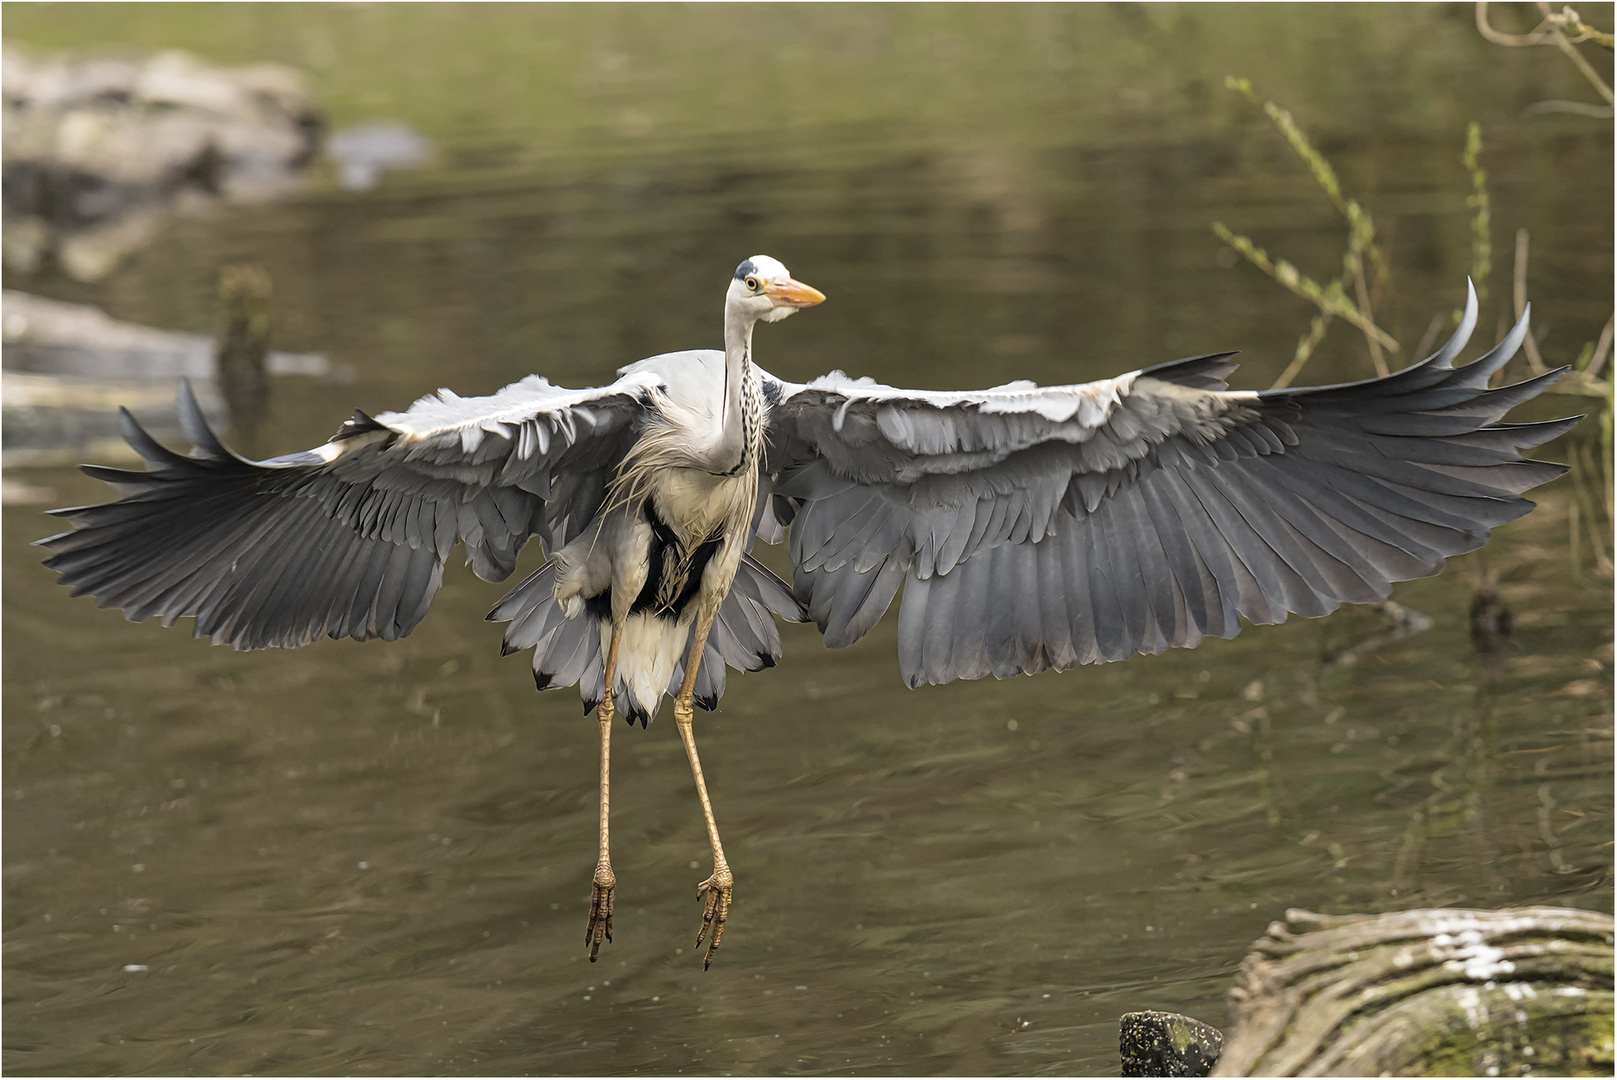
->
[4,5,1613,1075]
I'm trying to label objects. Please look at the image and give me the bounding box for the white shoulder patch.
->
[376,370,660,441]
[795,369,1140,427]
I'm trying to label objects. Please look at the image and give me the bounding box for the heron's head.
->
[728,255,826,325]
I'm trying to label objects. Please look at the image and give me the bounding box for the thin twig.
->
[1230,79,1396,286]
[1598,370,1615,524]
[1222,76,1405,383]
[1588,313,1614,378]
[1570,499,1584,580]
[1273,310,1335,390]
[1477,1,1552,46]
[1365,213,1392,320]
[1546,4,1615,47]
[1413,313,1447,361]
[1538,1,1615,103]
[1523,98,1615,117]
[1213,223,1399,351]
[1463,123,1491,309]
[1478,3,1614,108]
[1513,228,1548,373]
[1259,99,1395,289]
[1351,248,1389,376]
[1573,444,1614,574]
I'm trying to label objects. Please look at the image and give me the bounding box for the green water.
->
[4,4,1612,1075]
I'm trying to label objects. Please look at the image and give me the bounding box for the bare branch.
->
[1212,223,1399,352]
[1351,249,1388,376]
[1522,98,1615,117]
[1589,313,1614,378]
[1413,313,1448,361]
[1540,2,1616,103]
[1513,228,1548,374]
[1271,310,1334,390]
[1477,1,1553,45]
[1463,123,1492,310]
[1549,6,1616,46]
[1547,4,1616,47]
[1479,3,1613,106]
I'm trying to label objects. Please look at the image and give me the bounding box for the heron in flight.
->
[42,258,1575,967]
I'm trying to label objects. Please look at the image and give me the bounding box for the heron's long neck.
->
[715,308,760,477]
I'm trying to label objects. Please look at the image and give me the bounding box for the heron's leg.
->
[673,606,731,969]
[586,618,625,961]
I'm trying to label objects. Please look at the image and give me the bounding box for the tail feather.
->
[489,550,803,720]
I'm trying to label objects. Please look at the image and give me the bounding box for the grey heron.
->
[41,259,1577,967]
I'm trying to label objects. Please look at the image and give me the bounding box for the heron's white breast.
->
[651,467,754,546]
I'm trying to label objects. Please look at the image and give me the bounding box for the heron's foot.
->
[694,862,733,969]
[585,860,615,962]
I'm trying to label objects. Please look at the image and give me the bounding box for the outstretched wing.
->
[760,284,1579,687]
[39,370,663,650]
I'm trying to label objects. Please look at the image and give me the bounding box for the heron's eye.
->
[745,277,760,292]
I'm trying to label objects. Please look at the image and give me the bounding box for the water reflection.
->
[10,496,1604,1075]
[4,5,1613,1076]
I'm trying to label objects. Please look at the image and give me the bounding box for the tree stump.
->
[1213,906,1614,1076]
[215,264,273,454]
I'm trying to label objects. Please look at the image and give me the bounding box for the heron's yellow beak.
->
[765,277,826,309]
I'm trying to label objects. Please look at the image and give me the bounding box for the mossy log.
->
[0,289,330,466]
[1213,906,1614,1076]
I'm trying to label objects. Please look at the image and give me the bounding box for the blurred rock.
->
[2,47,322,281]
[327,121,432,192]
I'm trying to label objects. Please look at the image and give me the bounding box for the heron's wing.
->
[39,371,660,650]
[760,285,1578,687]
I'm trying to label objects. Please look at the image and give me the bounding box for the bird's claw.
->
[694,863,732,969]
[585,860,615,962]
